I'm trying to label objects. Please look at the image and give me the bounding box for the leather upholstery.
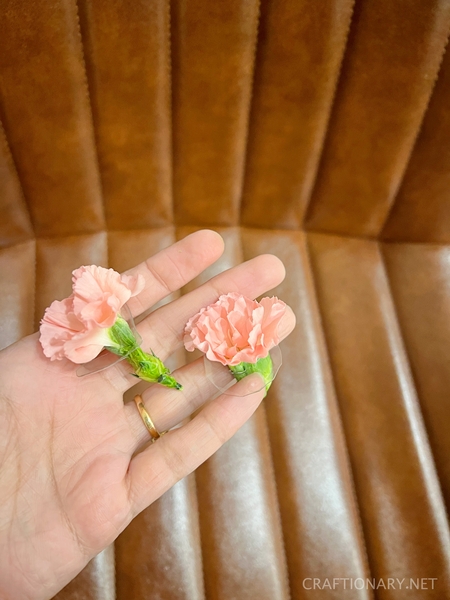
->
[1,0,450,598]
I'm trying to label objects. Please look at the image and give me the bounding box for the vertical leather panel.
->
[0,241,35,350]
[178,226,290,600]
[383,243,450,512]
[172,1,260,226]
[196,407,290,600]
[383,45,450,243]
[305,0,450,238]
[242,229,372,599]
[0,0,105,237]
[241,0,354,229]
[0,124,33,248]
[53,547,115,600]
[307,233,450,597]
[77,0,172,230]
[35,233,108,326]
[112,228,205,600]
[116,476,205,600]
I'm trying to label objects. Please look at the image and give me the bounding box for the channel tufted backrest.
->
[2,1,450,599]
[2,0,450,247]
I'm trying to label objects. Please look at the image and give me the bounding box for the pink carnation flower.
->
[39,266,144,364]
[184,292,286,366]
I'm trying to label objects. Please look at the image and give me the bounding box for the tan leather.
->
[1,0,450,598]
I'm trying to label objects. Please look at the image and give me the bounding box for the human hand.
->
[0,230,295,600]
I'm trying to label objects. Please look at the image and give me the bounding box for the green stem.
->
[228,354,273,394]
[106,316,182,390]
[126,347,182,390]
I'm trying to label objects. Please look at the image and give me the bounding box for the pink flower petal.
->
[41,297,81,330]
[63,327,114,364]
[78,293,121,328]
[72,265,138,325]
[39,265,144,363]
[40,323,74,361]
[39,297,85,361]
[259,297,286,345]
[120,273,145,297]
[183,293,287,366]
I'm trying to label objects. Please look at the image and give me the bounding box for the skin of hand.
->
[0,230,296,600]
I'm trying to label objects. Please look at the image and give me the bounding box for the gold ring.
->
[133,394,166,442]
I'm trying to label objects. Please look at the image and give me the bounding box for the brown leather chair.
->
[1,0,450,598]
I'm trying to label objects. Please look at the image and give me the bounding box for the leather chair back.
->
[1,1,450,598]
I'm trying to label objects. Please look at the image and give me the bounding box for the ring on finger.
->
[133,394,168,443]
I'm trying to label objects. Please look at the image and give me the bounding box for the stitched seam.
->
[167,0,175,227]
[301,0,357,228]
[170,0,181,227]
[379,29,450,239]
[104,228,109,269]
[31,238,37,332]
[0,119,34,246]
[236,0,262,227]
[73,0,107,232]
[0,119,38,331]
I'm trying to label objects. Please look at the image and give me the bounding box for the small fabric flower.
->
[184,292,286,366]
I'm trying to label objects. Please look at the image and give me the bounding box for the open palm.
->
[0,230,295,600]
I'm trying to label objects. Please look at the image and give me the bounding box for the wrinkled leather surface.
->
[1,0,450,598]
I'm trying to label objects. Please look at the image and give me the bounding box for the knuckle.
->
[202,409,230,446]
[144,259,172,295]
[161,442,190,483]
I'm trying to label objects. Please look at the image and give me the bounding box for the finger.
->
[111,254,287,392]
[124,358,233,448]
[124,229,225,318]
[124,305,296,449]
[126,373,266,517]
[133,253,286,365]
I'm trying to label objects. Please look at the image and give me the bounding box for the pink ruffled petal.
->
[120,273,145,297]
[40,322,74,361]
[227,310,249,345]
[41,297,81,330]
[205,346,228,366]
[183,292,288,366]
[72,265,135,325]
[63,327,114,364]
[78,294,120,328]
[183,333,196,352]
[72,266,107,305]
[39,265,148,365]
[248,322,262,351]
[39,297,85,361]
[259,297,286,346]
